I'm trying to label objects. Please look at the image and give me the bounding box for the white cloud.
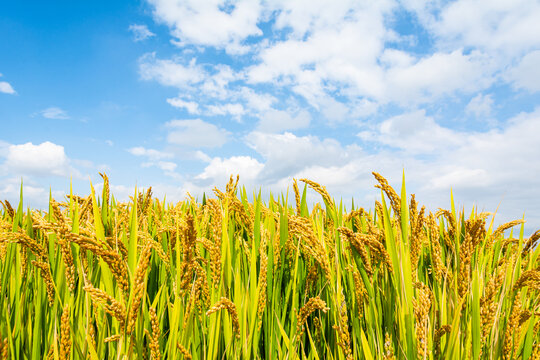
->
[129,24,156,42]
[147,0,264,54]
[245,131,360,182]
[199,65,238,99]
[431,0,540,56]
[41,107,70,120]
[358,110,463,153]
[166,97,200,114]
[206,103,245,121]
[0,73,15,94]
[379,48,415,68]
[318,97,350,123]
[507,50,540,92]
[179,155,264,198]
[248,2,386,82]
[256,108,311,133]
[247,16,387,87]
[3,142,75,177]
[239,87,276,112]
[196,155,263,181]
[166,119,229,148]
[244,6,497,109]
[384,50,494,104]
[128,147,173,160]
[0,81,15,94]
[0,178,49,209]
[139,53,205,88]
[427,167,491,191]
[193,150,211,163]
[158,161,177,172]
[142,160,177,172]
[465,94,494,118]
[439,108,540,183]
[244,2,394,109]
[128,147,180,177]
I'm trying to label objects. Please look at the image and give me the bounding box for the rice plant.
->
[0,172,538,359]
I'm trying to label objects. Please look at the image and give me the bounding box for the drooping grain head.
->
[83,282,127,329]
[32,260,55,306]
[372,172,401,221]
[300,178,334,210]
[206,297,241,339]
[296,296,329,341]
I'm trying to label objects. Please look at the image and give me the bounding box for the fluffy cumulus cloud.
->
[1,141,74,177]
[423,0,540,55]
[195,156,263,183]
[0,140,112,209]
[0,82,15,94]
[147,0,263,54]
[0,73,16,94]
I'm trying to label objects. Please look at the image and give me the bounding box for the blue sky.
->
[1,0,540,234]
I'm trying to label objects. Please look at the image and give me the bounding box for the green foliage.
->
[0,173,538,359]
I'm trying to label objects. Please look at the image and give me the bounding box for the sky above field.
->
[1,0,540,233]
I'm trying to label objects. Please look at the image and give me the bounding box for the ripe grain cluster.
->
[0,173,539,359]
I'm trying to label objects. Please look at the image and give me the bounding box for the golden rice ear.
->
[293,178,301,216]
[206,297,241,338]
[372,172,401,220]
[59,305,71,360]
[147,306,161,360]
[300,178,334,210]
[296,296,329,341]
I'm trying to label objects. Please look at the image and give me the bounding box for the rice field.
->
[0,172,539,359]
